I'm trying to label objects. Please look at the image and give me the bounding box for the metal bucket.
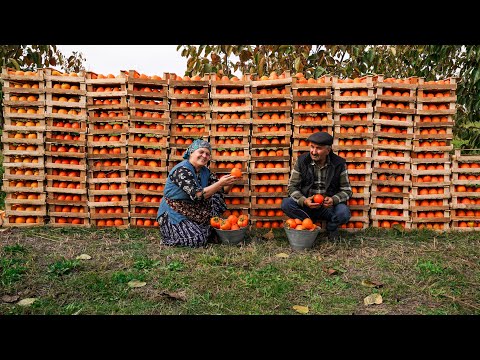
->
[284,227,320,250]
[214,226,248,245]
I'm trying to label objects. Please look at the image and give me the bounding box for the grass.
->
[0,226,479,315]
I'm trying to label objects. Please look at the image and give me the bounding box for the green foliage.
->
[0,45,85,127]
[48,258,80,276]
[178,45,480,148]
[0,257,27,286]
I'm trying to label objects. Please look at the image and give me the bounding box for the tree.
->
[178,45,480,148]
[0,45,85,127]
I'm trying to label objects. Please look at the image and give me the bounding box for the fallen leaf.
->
[322,267,338,275]
[127,280,147,288]
[17,298,36,306]
[275,253,290,258]
[292,305,309,314]
[161,290,187,301]
[263,229,275,241]
[364,293,383,306]
[2,295,19,303]
[361,280,384,288]
[76,254,92,260]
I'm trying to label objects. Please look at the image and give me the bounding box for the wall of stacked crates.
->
[2,66,478,231]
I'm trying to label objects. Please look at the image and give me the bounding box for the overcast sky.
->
[57,45,189,77]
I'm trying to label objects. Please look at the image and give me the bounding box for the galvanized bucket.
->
[214,226,248,245]
[284,226,321,250]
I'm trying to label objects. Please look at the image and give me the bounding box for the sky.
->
[57,45,189,77]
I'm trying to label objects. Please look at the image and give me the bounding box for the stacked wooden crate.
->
[370,76,417,229]
[43,68,89,226]
[127,70,170,227]
[250,71,292,229]
[167,74,210,170]
[291,74,334,163]
[411,77,456,231]
[1,67,46,226]
[209,73,252,218]
[332,76,375,231]
[450,149,480,230]
[85,71,129,228]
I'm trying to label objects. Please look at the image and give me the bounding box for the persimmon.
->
[313,194,324,204]
[230,168,242,178]
[220,219,232,230]
[237,215,249,228]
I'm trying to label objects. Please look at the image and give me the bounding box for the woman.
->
[156,139,238,247]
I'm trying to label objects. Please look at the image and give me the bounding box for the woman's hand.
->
[218,174,238,186]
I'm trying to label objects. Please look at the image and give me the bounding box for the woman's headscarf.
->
[182,139,212,159]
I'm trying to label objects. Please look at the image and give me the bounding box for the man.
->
[281,131,352,241]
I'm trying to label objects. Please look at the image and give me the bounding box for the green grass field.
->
[1,226,479,315]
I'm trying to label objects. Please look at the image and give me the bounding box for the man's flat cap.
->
[307,131,333,146]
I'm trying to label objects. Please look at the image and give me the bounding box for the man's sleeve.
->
[287,160,307,207]
[331,163,353,205]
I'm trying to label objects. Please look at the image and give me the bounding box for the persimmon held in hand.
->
[230,168,242,178]
[313,194,324,204]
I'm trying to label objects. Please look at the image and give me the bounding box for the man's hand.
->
[304,196,322,209]
[322,196,334,208]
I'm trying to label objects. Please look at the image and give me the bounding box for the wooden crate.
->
[170,99,210,112]
[129,89,167,104]
[451,220,480,231]
[5,203,47,217]
[411,222,450,231]
[210,124,250,138]
[87,133,127,146]
[370,194,410,210]
[373,136,412,151]
[292,100,333,113]
[3,117,45,132]
[371,208,410,222]
[169,135,209,148]
[292,125,333,139]
[46,106,87,120]
[411,161,451,176]
[170,124,209,138]
[252,111,291,123]
[128,181,165,195]
[2,131,44,146]
[5,192,46,206]
[3,215,45,227]
[211,98,251,113]
[374,100,415,114]
[417,89,456,103]
[415,101,456,115]
[4,167,45,181]
[210,135,249,148]
[2,145,44,158]
[253,100,292,112]
[46,168,86,183]
[46,179,87,194]
[46,118,86,133]
[414,114,454,125]
[410,186,451,200]
[128,157,168,173]
[2,105,45,119]
[250,135,291,149]
[250,172,289,185]
[46,156,87,170]
[2,155,44,169]
[2,67,44,80]
[371,172,412,187]
[372,148,411,163]
[412,174,450,187]
[451,194,480,209]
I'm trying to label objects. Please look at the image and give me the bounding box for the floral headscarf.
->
[182,139,212,159]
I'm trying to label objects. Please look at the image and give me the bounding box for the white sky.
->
[57,45,189,77]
